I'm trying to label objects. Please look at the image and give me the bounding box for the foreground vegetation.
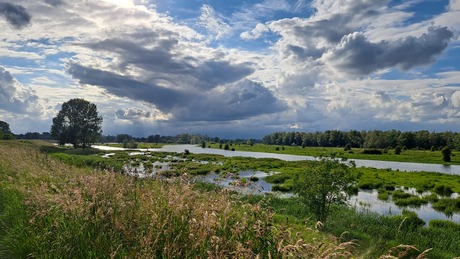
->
[2,140,460,258]
[0,140,352,258]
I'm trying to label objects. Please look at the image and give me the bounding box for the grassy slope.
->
[208,143,460,165]
[0,140,350,258]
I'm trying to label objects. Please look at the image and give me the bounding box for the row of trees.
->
[102,133,256,146]
[262,130,460,150]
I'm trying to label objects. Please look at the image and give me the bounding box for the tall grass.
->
[249,194,460,258]
[0,140,353,258]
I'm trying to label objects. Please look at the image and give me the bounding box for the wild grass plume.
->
[0,140,354,258]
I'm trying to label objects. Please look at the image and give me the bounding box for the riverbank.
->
[135,144,460,174]
[207,143,460,165]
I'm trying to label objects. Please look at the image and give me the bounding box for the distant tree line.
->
[101,133,257,146]
[262,130,460,150]
[16,132,53,140]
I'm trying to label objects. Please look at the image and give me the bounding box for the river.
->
[93,144,460,175]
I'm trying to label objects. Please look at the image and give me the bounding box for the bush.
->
[0,133,15,140]
[122,139,138,148]
[433,184,454,196]
[441,146,451,162]
[271,184,291,192]
[394,145,402,155]
[344,143,351,151]
[361,149,383,155]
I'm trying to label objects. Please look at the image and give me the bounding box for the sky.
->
[0,0,460,138]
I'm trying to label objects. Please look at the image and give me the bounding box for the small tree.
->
[123,139,138,149]
[201,140,206,148]
[51,98,102,148]
[293,158,355,225]
[394,145,402,155]
[344,143,351,151]
[441,146,451,162]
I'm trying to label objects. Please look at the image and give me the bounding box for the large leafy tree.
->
[0,120,15,140]
[293,158,355,225]
[51,98,103,148]
[0,120,12,134]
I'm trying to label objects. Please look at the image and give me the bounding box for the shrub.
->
[271,184,291,192]
[441,146,451,162]
[361,149,383,155]
[433,184,454,196]
[394,145,402,155]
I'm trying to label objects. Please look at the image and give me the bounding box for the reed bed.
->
[0,141,354,258]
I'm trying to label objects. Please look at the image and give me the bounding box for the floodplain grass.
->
[0,140,356,258]
[242,195,460,258]
[34,142,460,218]
[103,142,164,149]
[208,143,460,165]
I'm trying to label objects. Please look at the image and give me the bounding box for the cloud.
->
[325,26,454,75]
[241,23,270,40]
[115,107,151,121]
[0,2,31,29]
[199,5,232,40]
[67,63,284,122]
[172,79,286,121]
[450,0,460,11]
[66,63,185,113]
[0,66,44,115]
[44,0,63,7]
[451,90,460,108]
[82,37,254,91]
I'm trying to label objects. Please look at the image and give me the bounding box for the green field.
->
[207,143,460,165]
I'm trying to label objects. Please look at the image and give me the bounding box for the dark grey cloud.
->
[44,0,64,7]
[328,26,454,75]
[268,0,388,60]
[66,63,185,112]
[115,108,151,121]
[173,79,286,121]
[84,38,254,90]
[0,66,42,114]
[0,2,31,29]
[67,63,285,121]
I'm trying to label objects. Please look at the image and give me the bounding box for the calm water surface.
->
[151,145,460,175]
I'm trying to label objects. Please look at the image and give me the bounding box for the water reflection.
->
[350,189,460,224]
[197,171,460,224]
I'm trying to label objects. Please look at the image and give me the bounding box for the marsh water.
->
[195,170,460,224]
[94,144,460,223]
[94,144,460,175]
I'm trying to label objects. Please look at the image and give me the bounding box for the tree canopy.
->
[293,158,355,224]
[0,120,15,140]
[0,121,12,134]
[51,98,103,148]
